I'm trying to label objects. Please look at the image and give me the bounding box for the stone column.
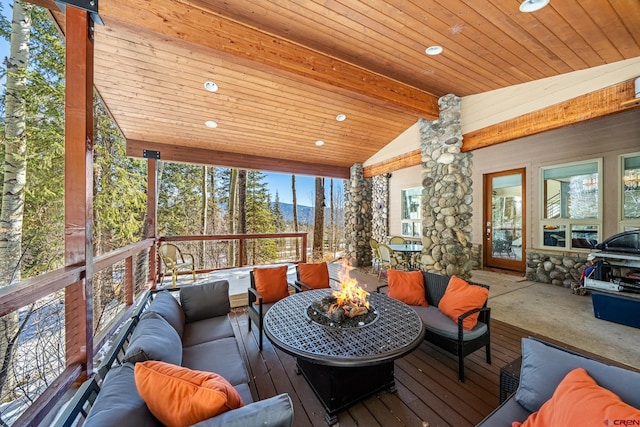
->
[344,164,373,267]
[419,94,475,278]
[371,173,390,242]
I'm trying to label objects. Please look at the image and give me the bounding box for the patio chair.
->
[389,236,406,244]
[377,243,407,279]
[158,243,196,288]
[248,265,294,350]
[293,261,332,291]
[369,238,382,271]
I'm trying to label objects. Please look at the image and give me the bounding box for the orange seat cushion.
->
[253,265,290,304]
[387,270,428,307]
[298,262,330,289]
[134,361,244,427]
[513,367,640,427]
[438,275,488,330]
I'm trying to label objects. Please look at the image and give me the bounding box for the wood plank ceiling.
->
[41,0,640,178]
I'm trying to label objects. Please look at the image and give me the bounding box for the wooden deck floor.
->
[229,307,527,427]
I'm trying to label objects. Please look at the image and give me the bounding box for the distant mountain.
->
[274,202,315,224]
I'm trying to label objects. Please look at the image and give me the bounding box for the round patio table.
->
[263,289,425,425]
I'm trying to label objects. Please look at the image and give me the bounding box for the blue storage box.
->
[591,290,640,329]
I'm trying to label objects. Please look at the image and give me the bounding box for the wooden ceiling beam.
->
[126,139,350,179]
[461,79,638,152]
[99,0,439,119]
[363,150,422,178]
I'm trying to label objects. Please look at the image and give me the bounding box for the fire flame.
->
[332,277,370,310]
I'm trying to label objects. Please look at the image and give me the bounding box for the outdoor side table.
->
[499,356,522,403]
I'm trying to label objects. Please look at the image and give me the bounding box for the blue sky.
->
[0,0,329,207]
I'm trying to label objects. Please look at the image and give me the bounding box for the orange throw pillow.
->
[387,270,428,307]
[253,265,290,304]
[438,275,488,330]
[298,262,330,289]
[134,361,244,427]
[513,368,640,427]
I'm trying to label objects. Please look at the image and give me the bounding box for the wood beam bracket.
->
[55,0,103,26]
[142,149,160,160]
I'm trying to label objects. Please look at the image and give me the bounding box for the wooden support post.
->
[147,158,158,288]
[302,234,308,263]
[64,6,94,378]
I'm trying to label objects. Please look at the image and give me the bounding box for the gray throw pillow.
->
[515,337,640,412]
[123,313,182,366]
[84,363,162,427]
[180,280,230,322]
[141,290,185,338]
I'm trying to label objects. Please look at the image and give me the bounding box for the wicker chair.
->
[158,243,196,287]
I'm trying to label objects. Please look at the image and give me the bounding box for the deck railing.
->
[0,232,308,426]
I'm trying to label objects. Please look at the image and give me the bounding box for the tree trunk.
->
[312,177,324,261]
[237,170,247,265]
[201,166,207,262]
[292,175,299,259]
[227,169,238,266]
[0,0,32,403]
[330,178,335,255]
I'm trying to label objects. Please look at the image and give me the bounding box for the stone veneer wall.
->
[344,164,373,267]
[526,250,588,292]
[419,94,476,279]
[371,174,390,242]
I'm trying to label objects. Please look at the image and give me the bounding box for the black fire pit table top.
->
[263,288,426,367]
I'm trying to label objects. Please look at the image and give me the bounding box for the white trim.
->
[620,151,640,232]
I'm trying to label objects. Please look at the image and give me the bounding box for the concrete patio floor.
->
[162,264,639,369]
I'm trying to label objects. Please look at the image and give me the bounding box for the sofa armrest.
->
[191,393,294,427]
[247,286,263,306]
[457,306,491,335]
[376,284,389,293]
[292,279,310,293]
[51,377,101,427]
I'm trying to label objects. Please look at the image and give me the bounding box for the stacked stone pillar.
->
[419,95,475,279]
[371,173,390,242]
[344,164,373,267]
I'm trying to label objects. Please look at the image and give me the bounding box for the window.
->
[541,160,601,250]
[621,153,640,231]
[401,187,421,238]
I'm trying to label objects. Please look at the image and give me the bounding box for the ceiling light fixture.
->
[336,114,347,122]
[204,81,219,92]
[205,120,218,128]
[519,0,550,13]
[425,45,443,56]
[315,140,324,146]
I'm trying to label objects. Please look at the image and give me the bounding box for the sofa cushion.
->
[182,337,250,386]
[190,394,294,427]
[475,396,530,426]
[514,368,640,427]
[234,383,254,405]
[515,338,640,413]
[387,270,428,307]
[182,316,235,348]
[180,280,230,322]
[413,306,488,341]
[298,262,330,289]
[134,361,244,427]
[253,266,290,304]
[142,290,185,338]
[84,363,162,427]
[438,275,488,330]
[123,313,182,366]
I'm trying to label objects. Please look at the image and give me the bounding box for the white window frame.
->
[401,187,422,238]
[620,152,640,232]
[539,158,603,251]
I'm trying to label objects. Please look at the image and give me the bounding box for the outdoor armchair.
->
[158,243,196,288]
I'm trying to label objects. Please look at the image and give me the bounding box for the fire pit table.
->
[263,288,425,425]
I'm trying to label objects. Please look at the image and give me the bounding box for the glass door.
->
[483,168,526,272]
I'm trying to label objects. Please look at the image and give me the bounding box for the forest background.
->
[0,1,346,424]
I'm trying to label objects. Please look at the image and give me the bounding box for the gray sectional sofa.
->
[54,280,294,427]
[477,337,640,426]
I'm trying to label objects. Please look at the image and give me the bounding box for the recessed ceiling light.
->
[519,0,549,12]
[336,114,347,122]
[425,45,443,56]
[315,140,324,146]
[204,81,219,92]
[205,120,218,128]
